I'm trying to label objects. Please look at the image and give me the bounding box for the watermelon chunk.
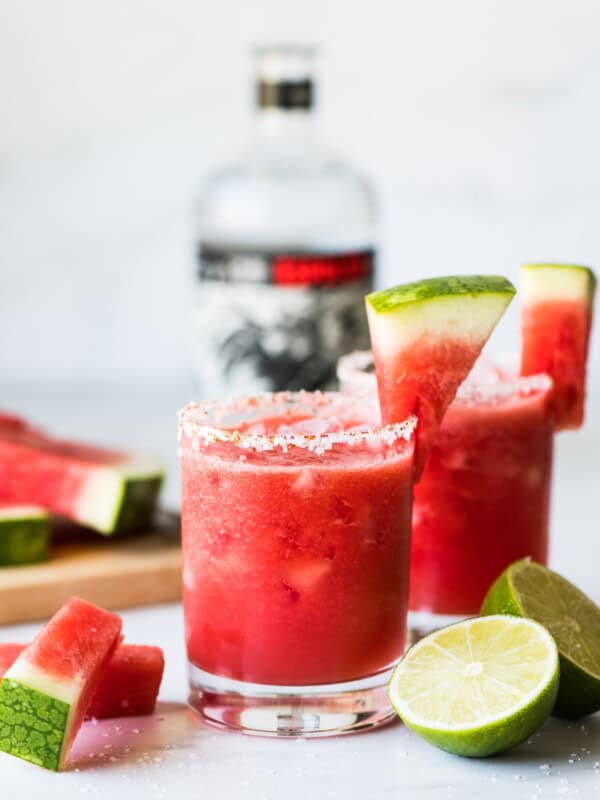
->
[0,413,164,535]
[0,597,121,770]
[0,643,164,720]
[0,503,49,566]
[366,275,515,475]
[88,644,164,718]
[520,263,596,430]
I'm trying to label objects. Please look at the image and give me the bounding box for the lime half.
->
[482,558,600,718]
[389,615,559,757]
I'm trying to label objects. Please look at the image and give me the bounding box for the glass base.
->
[188,662,397,738]
[408,610,467,643]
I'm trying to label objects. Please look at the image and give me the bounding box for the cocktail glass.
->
[179,391,416,736]
[338,351,554,635]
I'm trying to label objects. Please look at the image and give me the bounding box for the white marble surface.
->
[0,381,599,797]
[2,604,600,800]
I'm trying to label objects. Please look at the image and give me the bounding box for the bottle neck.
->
[254,107,316,139]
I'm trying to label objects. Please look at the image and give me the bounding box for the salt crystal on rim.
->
[178,391,416,453]
[337,350,553,407]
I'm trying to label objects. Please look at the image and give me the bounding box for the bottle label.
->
[194,246,375,396]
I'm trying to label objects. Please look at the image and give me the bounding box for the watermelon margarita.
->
[179,391,416,736]
[410,369,554,616]
[338,353,554,618]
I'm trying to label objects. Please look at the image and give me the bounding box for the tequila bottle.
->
[193,45,377,396]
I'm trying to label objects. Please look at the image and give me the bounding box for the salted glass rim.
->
[178,390,416,454]
[337,350,554,405]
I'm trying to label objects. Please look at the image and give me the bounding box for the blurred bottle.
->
[192,45,377,397]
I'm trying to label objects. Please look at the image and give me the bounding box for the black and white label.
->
[194,246,375,396]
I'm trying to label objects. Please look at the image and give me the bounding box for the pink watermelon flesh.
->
[88,644,164,718]
[0,643,164,719]
[0,596,122,770]
[522,298,594,430]
[372,336,484,476]
[0,644,26,676]
[0,411,163,534]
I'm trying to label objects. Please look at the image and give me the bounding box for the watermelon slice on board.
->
[0,503,49,566]
[0,597,122,770]
[0,413,164,535]
[365,275,516,476]
[520,263,596,430]
[0,643,164,720]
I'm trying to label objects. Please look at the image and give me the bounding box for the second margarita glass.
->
[338,351,554,633]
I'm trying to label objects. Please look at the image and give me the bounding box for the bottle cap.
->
[255,44,316,110]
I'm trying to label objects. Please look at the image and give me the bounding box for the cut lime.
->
[482,559,600,718]
[389,615,559,757]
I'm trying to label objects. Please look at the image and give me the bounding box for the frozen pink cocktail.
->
[338,353,554,621]
[179,391,416,736]
[409,370,553,616]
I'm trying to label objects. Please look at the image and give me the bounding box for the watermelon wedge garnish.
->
[0,643,164,720]
[0,503,49,566]
[365,275,516,475]
[0,413,164,535]
[520,263,596,430]
[0,597,121,770]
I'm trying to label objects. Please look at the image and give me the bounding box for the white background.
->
[1,0,599,389]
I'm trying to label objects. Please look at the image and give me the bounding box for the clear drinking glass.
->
[338,351,555,636]
[179,391,415,736]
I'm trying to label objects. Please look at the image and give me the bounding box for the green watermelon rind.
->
[0,511,50,566]
[0,678,70,771]
[366,275,516,315]
[75,459,164,535]
[521,263,597,302]
[365,275,516,367]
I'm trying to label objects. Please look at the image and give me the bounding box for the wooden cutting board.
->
[0,511,182,625]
